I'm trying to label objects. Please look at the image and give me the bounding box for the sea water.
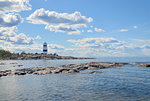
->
[0,57,150,101]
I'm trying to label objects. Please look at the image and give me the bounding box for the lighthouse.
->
[43,42,48,54]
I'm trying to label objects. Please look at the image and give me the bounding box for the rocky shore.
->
[1,54,94,60]
[0,62,149,78]
[0,62,128,77]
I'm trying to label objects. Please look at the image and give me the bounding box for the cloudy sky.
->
[0,0,150,57]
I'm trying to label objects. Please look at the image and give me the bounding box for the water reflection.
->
[0,58,150,101]
[0,64,150,101]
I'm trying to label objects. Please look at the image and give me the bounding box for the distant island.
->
[0,49,93,60]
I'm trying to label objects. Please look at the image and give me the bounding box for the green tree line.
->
[0,49,31,59]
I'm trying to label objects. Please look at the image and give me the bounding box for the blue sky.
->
[0,0,150,57]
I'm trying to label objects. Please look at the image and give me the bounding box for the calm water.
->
[0,57,150,101]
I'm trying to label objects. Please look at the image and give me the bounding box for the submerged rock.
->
[18,65,23,67]
[89,71,102,74]
[10,62,18,64]
[116,67,121,69]
[82,71,102,74]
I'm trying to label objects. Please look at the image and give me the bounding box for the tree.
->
[0,49,12,59]
[20,51,26,56]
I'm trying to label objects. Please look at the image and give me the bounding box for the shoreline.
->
[0,55,94,60]
[0,58,94,60]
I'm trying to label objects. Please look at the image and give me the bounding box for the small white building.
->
[43,42,48,54]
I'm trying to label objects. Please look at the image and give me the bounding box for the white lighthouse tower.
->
[43,42,48,54]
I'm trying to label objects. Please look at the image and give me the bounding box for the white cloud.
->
[0,0,31,13]
[27,8,93,35]
[95,28,104,33]
[49,44,64,50]
[131,39,150,42]
[64,47,126,57]
[67,37,150,57]
[68,37,124,50]
[67,37,149,57]
[0,0,44,53]
[27,8,92,25]
[0,26,34,45]
[8,33,33,45]
[45,24,81,35]
[35,35,41,39]
[0,13,23,27]
[142,45,150,49]
[90,25,93,28]
[0,26,17,37]
[133,26,137,29]
[120,29,128,32]
[87,30,93,33]
[1,44,42,53]
[0,0,34,45]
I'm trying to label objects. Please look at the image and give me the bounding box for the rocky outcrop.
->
[138,64,150,67]
[0,62,128,77]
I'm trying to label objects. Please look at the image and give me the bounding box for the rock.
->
[0,70,11,76]
[1,73,8,76]
[61,70,70,73]
[88,66,98,69]
[33,70,52,75]
[138,64,150,67]
[68,69,79,73]
[10,62,18,64]
[129,62,136,65]
[18,65,23,67]
[146,65,150,67]
[24,70,34,74]
[88,71,102,74]
[51,68,60,74]
[82,71,102,74]
[14,71,26,75]
[5,70,11,72]
[0,63,5,65]
[76,66,88,70]
[57,68,69,73]
[115,63,128,67]
[116,67,121,69]
[17,72,26,75]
